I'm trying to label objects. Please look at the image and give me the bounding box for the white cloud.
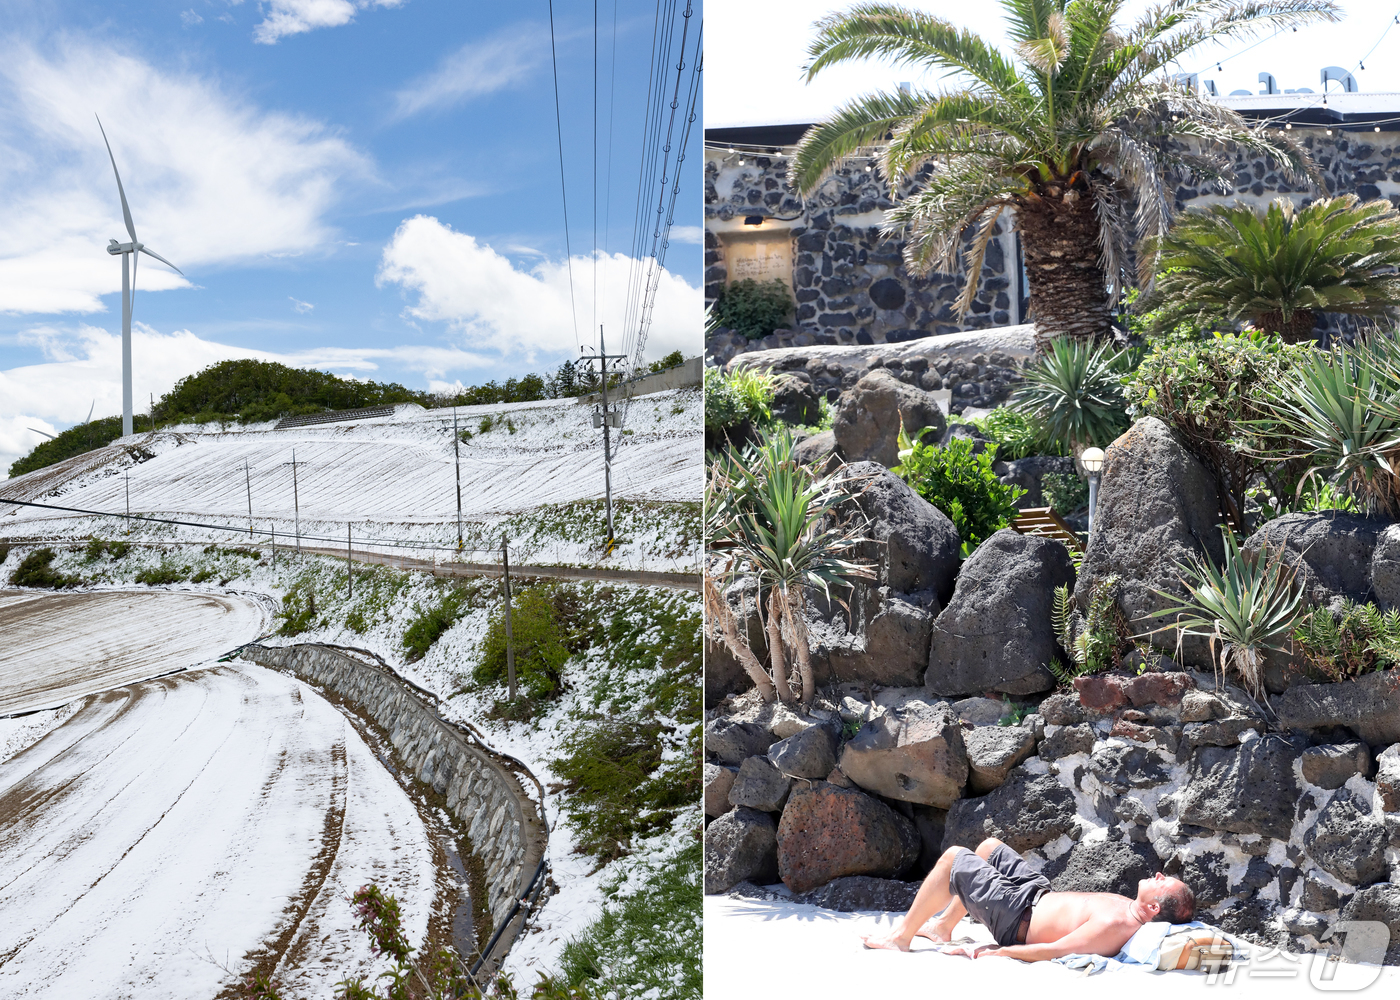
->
[668,225,704,244]
[180,9,204,26]
[376,216,703,365]
[290,297,314,314]
[0,322,493,476]
[253,0,404,45]
[391,25,546,120]
[0,39,368,315]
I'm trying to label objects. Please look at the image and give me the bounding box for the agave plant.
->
[705,427,875,705]
[1262,334,1400,517]
[789,1,1334,345]
[1009,336,1130,458]
[1145,195,1400,342]
[1152,530,1303,698]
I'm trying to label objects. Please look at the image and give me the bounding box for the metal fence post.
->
[502,534,516,701]
[124,471,131,536]
[453,407,463,551]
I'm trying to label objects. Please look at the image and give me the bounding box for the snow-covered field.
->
[0,588,266,714]
[0,654,438,999]
[1,390,702,572]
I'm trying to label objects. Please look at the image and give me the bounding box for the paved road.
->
[0,589,267,716]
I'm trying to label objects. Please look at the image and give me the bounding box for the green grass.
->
[402,584,482,660]
[134,563,188,585]
[556,839,701,1000]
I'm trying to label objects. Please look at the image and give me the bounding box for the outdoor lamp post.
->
[1082,447,1106,536]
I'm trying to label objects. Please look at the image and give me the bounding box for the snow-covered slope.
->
[1,389,702,571]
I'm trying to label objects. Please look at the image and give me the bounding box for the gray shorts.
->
[948,843,1051,946]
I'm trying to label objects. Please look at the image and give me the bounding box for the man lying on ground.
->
[863,837,1195,961]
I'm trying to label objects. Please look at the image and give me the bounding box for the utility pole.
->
[150,393,154,433]
[124,471,131,535]
[453,407,463,551]
[502,533,516,701]
[291,451,301,555]
[579,325,627,554]
[347,523,353,599]
[244,460,253,536]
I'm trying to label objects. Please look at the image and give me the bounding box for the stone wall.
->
[239,643,546,943]
[705,128,1400,357]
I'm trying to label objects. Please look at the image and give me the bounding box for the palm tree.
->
[790,0,1336,347]
[1145,195,1400,342]
[705,428,874,705]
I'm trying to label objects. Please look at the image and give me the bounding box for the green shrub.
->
[712,278,793,340]
[1042,472,1089,514]
[190,568,216,584]
[135,563,188,586]
[1125,333,1313,529]
[10,548,79,589]
[1293,600,1400,681]
[276,586,318,637]
[0,540,9,564]
[401,587,472,660]
[1010,336,1130,453]
[474,585,586,699]
[84,537,131,562]
[648,349,686,373]
[703,366,775,432]
[552,720,692,863]
[964,407,1065,460]
[893,429,1025,557]
[479,414,495,434]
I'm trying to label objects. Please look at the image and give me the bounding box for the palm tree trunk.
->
[1255,309,1316,343]
[703,575,777,702]
[1017,190,1113,347]
[778,588,818,706]
[766,588,795,703]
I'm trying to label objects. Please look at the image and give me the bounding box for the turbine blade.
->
[139,245,184,276]
[95,114,138,244]
[28,428,56,440]
[86,400,95,424]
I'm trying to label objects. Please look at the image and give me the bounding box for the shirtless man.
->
[863,837,1196,961]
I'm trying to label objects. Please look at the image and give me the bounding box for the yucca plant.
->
[705,427,875,704]
[1262,335,1400,517]
[1152,530,1303,698]
[1293,600,1400,681]
[1050,574,1126,685]
[790,1,1334,345]
[1145,195,1400,342]
[1010,336,1130,459]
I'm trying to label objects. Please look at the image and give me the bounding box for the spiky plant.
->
[705,427,875,704]
[789,1,1335,346]
[1009,336,1130,457]
[1153,530,1302,698]
[1262,334,1400,517]
[1293,600,1400,681]
[1145,195,1400,342]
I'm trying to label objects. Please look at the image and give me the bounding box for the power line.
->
[547,0,581,352]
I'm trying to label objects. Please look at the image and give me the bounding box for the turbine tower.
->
[97,116,183,438]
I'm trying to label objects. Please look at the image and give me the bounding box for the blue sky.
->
[0,0,703,473]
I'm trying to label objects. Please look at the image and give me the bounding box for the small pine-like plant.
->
[1293,600,1400,681]
[1050,575,1125,685]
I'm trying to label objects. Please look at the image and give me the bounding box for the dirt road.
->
[0,589,266,716]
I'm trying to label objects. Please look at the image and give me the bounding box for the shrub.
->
[135,563,188,586]
[712,278,793,340]
[191,568,216,584]
[276,587,318,637]
[401,587,472,660]
[11,548,79,589]
[1050,575,1128,684]
[648,349,686,373]
[964,407,1065,460]
[85,538,131,561]
[1125,333,1312,530]
[1010,337,1130,454]
[346,608,369,634]
[893,428,1025,557]
[1153,532,1303,698]
[552,720,690,863]
[1293,600,1400,681]
[0,540,10,564]
[479,414,495,434]
[474,585,585,699]
[1042,472,1088,514]
[703,366,775,432]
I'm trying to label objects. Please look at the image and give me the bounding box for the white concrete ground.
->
[0,589,267,715]
[704,893,1400,998]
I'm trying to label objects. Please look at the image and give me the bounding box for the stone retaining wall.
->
[239,643,546,938]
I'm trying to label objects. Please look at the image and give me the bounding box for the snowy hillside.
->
[1,388,701,572]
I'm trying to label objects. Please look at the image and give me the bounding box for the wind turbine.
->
[97,115,183,438]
